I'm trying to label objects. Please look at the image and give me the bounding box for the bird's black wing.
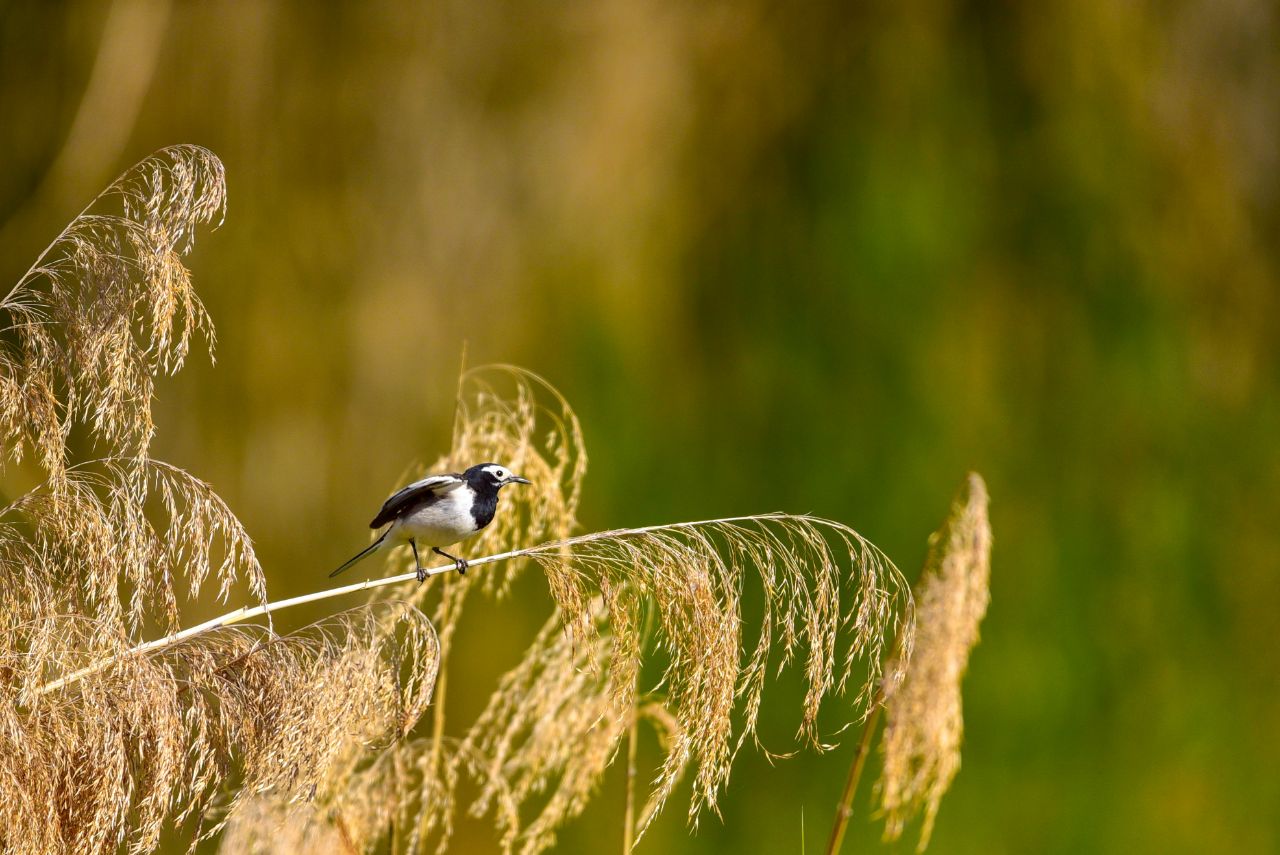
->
[370,474,465,528]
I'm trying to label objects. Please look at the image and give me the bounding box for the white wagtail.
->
[330,463,531,582]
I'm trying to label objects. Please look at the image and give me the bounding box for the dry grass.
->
[0,147,438,855]
[519,513,910,828]
[2,146,920,854]
[876,472,992,850]
[1,144,222,476]
[457,592,706,853]
[458,600,683,855]
[224,372,914,854]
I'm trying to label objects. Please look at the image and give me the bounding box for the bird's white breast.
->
[392,486,478,547]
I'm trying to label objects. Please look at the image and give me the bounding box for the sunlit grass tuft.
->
[3,147,927,855]
[876,472,992,850]
[0,146,438,855]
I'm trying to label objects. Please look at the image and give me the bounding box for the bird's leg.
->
[433,547,468,576]
[410,538,427,583]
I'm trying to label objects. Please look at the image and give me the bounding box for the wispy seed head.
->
[877,472,992,850]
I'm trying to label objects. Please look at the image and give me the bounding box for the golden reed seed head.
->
[1,147,438,855]
[220,365,592,855]
[459,603,635,855]
[409,364,590,639]
[226,365,914,855]
[1,145,223,479]
[4,146,917,854]
[514,512,914,833]
[877,472,992,851]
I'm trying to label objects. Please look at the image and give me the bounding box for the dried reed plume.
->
[219,365,591,855]
[218,370,913,854]
[458,599,685,855]
[1,144,222,476]
[223,509,912,855]
[399,364,589,642]
[6,146,917,854]
[1,146,438,854]
[876,472,991,850]
[519,513,910,827]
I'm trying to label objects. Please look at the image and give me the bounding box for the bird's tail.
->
[330,530,390,578]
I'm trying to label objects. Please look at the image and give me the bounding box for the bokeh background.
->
[3,1,1279,852]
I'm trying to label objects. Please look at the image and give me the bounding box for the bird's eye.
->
[495,469,506,479]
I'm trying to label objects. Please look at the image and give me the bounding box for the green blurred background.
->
[3,1,1278,852]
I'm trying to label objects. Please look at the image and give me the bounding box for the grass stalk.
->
[33,514,817,698]
[32,547,511,697]
[823,701,884,855]
[622,711,639,853]
[333,810,360,855]
[412,665,449,854]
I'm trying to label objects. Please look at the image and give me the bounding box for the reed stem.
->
[823,702,883,855]
[622,712,639,853]
[33,514,799,697]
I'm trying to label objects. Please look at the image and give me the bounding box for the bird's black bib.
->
[463,468,501,530]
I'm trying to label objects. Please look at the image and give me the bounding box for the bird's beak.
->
[507,475,532,486]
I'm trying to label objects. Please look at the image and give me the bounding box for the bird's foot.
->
[433,547,468,577]
[415,564,428,584]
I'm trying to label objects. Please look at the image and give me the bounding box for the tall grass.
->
[0,146,997,854]
[824,473,992,854]
[0,146,437,853]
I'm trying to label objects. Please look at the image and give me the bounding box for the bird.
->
[330,462,531,582]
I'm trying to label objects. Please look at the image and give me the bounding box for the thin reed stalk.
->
[623,714,639,854]
[823,701,883,855]
[32,541,531,697]
[35,511,899,697]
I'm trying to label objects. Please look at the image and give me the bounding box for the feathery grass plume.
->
[219,730,507,855]
[1,457,264,637]
[516,515,912,827]
[0,144,223,476]
[228,601,681,855]
[0,147,442,855]
[446,365,587,576]
[458,600,687,855]
[396,365,589,843]
[876,473,991,850]
[0,145,262,637]
[211,366,910,853]
[460,606,627,854]
[329,514,910,855]
[215,798,352,855]
[300,515,909,854]
[0,603,436,855]
[192,604,439,837]
[226,368,588,855]
[214,365,589,855]
[390,364,588,613]
[206,604,444,855]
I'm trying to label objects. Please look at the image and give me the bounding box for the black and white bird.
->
[330,463,531,582]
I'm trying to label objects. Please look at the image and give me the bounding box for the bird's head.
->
[465,463,532,492]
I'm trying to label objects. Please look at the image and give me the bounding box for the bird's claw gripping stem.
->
[433,547,467,576]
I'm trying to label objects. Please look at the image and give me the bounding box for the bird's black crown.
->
[463,463,504,493]
[462,462,532,495]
